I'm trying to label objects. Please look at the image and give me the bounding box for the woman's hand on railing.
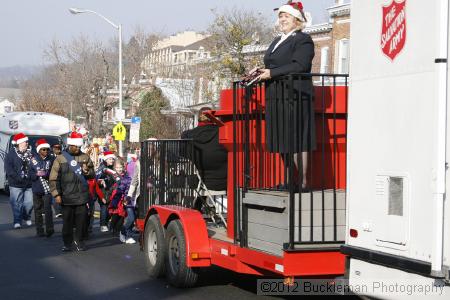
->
[257,69,271,81]
[241,67,263,86]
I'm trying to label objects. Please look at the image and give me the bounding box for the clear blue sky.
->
[0,0,335,67]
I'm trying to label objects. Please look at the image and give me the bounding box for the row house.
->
[309,1,351,76]
[142,31,211,78]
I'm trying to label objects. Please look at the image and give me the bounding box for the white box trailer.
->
[0,112,70,191]
[342,0,450,298]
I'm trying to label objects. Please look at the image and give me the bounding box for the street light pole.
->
[69,7,124,157]
[118,23,123,158]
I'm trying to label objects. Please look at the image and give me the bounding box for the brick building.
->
[306,0,351,75]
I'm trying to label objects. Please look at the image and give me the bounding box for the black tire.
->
[165,219,199,288]
[143,214,166,278]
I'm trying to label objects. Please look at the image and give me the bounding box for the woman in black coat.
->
[257,1,315,189]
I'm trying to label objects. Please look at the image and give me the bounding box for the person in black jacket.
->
[30,139,55,237]
[257,1,315,189]
[5,133,33,229]
[181,107,228,191]
[49,132,95,252]
[96,151,118,232]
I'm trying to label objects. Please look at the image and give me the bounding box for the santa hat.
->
[36,139,50,152]
[276,2,306,22]
[103,151,116,160]
[12,133,28,145]
[67,132,84,147]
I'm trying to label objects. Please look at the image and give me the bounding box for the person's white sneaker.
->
[100,226,109,232]
[25,220,32,226]
[119,232,126,243]
[125,237,136,244]
[14,223,21,229]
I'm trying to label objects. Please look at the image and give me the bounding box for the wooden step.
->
[241,189,346,256]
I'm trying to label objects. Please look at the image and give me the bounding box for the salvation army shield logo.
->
[9,120,18,130]
[381,0,407,61]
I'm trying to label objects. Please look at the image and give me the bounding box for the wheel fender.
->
[149,205,211,267]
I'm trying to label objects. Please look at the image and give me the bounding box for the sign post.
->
[129,116,141,143]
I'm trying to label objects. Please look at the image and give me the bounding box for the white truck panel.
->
[347,0,444,265]
[0,112,70,136]
[0,112,70,190]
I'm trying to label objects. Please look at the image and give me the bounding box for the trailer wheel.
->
[165,219,198,288]
[143,214,166,278]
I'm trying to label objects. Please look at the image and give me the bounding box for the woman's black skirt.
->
[265,78,316,154]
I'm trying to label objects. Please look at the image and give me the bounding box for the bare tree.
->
[38,29,160,135]
[207,7,274,80]
[42,36,115,135]
[18,69,66,115]
[123,26,161,84]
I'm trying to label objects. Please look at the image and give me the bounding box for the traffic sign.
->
[115,109,125,121]
[112,122,126,141]
[129,123,140,142]
[131,116,141,124]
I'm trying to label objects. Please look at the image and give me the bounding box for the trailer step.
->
[242,190,346,256]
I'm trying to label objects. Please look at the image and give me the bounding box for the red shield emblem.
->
[381,0,407,61]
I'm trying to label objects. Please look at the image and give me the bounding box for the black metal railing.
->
[138,139,196,218]
[138,139,228,220]
[233,73,349,249]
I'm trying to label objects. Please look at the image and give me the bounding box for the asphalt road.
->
[0,193,273,300]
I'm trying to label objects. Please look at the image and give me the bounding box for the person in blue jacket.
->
[30,139,55,237]
[4,133,33,229]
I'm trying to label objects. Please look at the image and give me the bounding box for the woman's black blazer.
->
[264,30,315,79]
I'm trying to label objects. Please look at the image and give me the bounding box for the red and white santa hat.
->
[12,133,28,145]
[36,138,50,152]
[67,132,84,147]
[103,151,116,160]
[276,2,306,22]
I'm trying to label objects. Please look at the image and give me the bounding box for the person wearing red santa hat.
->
[255,1,315,191]
[4,133,34,229]
[30,139,55,237]
[49,132,95,252]
[95,150,117,232]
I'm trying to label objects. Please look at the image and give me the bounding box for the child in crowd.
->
[96,151,117,232]
[108,158,131,239]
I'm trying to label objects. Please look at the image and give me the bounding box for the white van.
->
[0,112,70,192]
[342,0,450,298]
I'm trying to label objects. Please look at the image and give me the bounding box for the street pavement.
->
[0,193,274,300]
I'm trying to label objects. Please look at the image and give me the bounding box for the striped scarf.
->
[40,176,51,195]
[14,147,32,179]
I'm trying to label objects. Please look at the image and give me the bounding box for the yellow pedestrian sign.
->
[112,122,126,141]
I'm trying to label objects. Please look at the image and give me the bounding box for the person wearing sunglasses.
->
[30,139,55,237]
